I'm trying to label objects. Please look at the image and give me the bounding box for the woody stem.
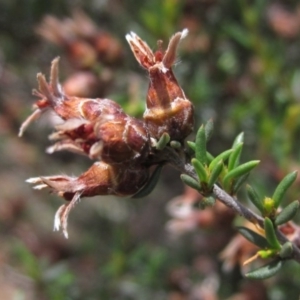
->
[161,146,300,264]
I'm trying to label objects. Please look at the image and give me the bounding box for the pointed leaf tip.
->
[275,200,299,226]
[245,260,283,279]
[272,171,298,208]
[264,217,281,250]
[195,125,207,165]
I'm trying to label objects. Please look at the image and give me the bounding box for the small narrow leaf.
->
[247,185,264,213]
[132,164,164,198]
[156,132,170,150]
[279,242,293,259]
[232,132,244,148]
[195,125,207,165]
[208,160,223,189]
[209,149,233,171]
[275,200,300,226]
[245,260,283,279]
[264,218,281,250]
[187,141,195,152]
[232,173,249,194]
[180,174,201,191]
[237,226,269,249]
[204,119,214,141]
[228,142,243,171]
[223,160,260,190]
[272,171,298,208]
[206,152,214,163]
[192,158,208,183]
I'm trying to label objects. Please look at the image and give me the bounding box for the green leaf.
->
[279,242,293,259]
[272,171,298,208]
[223,160,260,190]
[264,218,281,250]
[132,164,164,198]
[275,200,300,226]
[237,226,269,249]
[209,149,233,171]
[232,132,244,148]
[180,174,201,191]
[223,23,252,48]
[232,173,249,194]
[195,125,207,165]
[204,119,214,141]
[208,160,223,189]
[247,185,264,213]
[156,132,170,150]
[187,141,195,152]
[228,142,243,171]
[206,152,214,163]
[192,158,208,183]
[245,260,283,279]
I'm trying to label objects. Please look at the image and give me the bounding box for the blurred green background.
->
[1,0,300,299]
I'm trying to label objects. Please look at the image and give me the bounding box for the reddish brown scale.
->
[146,68,185,108]
[145,101,194,141]
[79,98,123,121]
[36,99,50,109]
[154,50,164,62]
[64,123,93,140]
[51,97,83,120]
[81,140,97,154]
[144,64,194,141]
[93,113,150,164]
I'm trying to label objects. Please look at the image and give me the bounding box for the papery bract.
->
[126,29,194,141]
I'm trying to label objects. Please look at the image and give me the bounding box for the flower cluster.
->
[20,29,194,238]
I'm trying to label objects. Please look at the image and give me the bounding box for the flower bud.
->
[126,29,194,141]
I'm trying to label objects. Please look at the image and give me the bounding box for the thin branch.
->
[162,146,300,264]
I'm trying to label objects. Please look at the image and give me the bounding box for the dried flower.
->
[19,58,150,165]
[126,29,194,141]
[20,29,196,238]
[27,162,149,238]
[20,57,152,237]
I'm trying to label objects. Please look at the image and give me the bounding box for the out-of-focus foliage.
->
[1,0,300,299]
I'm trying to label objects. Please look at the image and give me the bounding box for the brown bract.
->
[126,29,194,141]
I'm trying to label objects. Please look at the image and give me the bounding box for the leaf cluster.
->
[181,120,300,279]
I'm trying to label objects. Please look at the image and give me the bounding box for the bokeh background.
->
[1,0,300,299]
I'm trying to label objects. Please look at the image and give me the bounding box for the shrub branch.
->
[161,146,300,264]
